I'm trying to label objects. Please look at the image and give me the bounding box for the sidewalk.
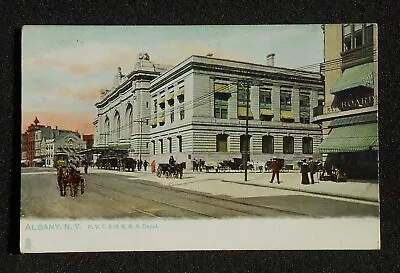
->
[85,167,379,203]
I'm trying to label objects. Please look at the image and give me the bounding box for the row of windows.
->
[151,136,183,154]
[152,88,185,127]
[150,135,314,155]
[343,23,374,52]
[214,85,311,124]
[216,135,313,154]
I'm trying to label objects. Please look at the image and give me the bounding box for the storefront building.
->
[314,24,378,179]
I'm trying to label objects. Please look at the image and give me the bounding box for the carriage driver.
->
[169,155,176,166]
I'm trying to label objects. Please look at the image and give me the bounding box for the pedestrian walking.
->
[132,159,137,172]
[192,159,197,172]
[269,157,280,184]
[138,159,143,171]
[151,160,156,173]
[143,160,148,171]
[300,159,310,185]
[83,159,89,174]
[308,157,316,184]
[199,159,203,172]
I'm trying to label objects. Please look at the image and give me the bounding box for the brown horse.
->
[57,167,66,196]
[172,162,186,179]
[65,168,85,197]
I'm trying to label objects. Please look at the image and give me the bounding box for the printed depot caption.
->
[23,222,159,232]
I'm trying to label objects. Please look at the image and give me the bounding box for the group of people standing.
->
[192,159,205,172]
[269,157,319,185]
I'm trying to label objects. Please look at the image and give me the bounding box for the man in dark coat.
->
[143,160,148,171]
[300,159,310,185]
[269,158,280,184]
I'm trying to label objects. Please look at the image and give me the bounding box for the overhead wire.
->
[98,52,377,136]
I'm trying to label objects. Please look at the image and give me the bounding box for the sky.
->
[22,25,324,135]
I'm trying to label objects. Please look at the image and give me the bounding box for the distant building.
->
[82,134,94,149]
[45,133,86,167]
[21,117,83,167]
[314,24,378,179]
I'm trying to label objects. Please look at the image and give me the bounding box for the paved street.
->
[21,167,379,219]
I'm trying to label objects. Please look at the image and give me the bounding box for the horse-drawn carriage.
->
[54,153,85,197]
[156,162,186,179]
[96,157,119,170]
[217,158,254,172]
[57,166,85,197]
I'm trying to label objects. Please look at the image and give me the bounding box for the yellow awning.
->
[260,109,274,116]
[159,97,165,104]
[237,107,253,118]
[150,118,157,125]
[214,83,230,93]
[158,116,165,123]
[167,92,174,101]
[177,87,184,97]
[280,110,294,120]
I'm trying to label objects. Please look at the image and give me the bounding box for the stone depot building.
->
[94,54,324,170]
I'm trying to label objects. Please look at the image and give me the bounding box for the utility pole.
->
[245,81,250,182]
[239,80,251,182]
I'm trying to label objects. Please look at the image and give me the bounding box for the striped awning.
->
[260,109,274,116]
[237,107,253,118]
[317,122,378,153]
[214,83,230,93]
[167,92,174,101]
[280,110,294,120]
[331,62,374,94]
[177,87,184,97]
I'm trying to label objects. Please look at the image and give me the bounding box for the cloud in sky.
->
[22,25,324,134]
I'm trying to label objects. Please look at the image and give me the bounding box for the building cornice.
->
[150,55,323,91]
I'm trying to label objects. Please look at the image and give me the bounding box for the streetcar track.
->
[89,174,313,218]
[88,189,161,218]
[121,176,315,217]
[89,181,218,219]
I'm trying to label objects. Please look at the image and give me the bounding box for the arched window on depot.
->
[216,134,228,152]
[302,137,313,154]
[283,136,294,154]
[262,135,274,154]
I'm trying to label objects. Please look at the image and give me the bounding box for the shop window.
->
[237,83,250,107]
[280,89,292,111]
[283,136,294,154]
[216,134,228,152]
[343,23,374,52]
[259,87,272,108]
[214,93,229,119]
[262,135,274,154]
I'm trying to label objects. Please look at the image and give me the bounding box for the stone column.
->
[271,84,280,122]
[250,86,259,120]
[229,83,238,119]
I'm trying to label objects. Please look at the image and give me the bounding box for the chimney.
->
[266,53,275,66]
